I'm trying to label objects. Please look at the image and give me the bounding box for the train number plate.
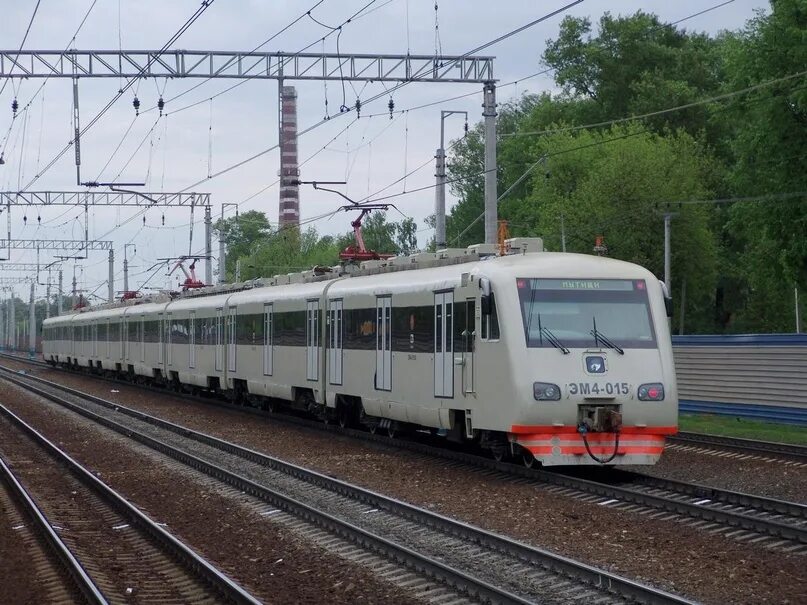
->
[568,382,629,396]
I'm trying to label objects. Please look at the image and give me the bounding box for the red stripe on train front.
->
[510,425,678,435]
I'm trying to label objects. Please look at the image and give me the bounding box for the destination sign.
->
[519,279,640,291]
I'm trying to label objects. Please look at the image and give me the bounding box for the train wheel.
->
[491,446,507,462]
[387,424,397,439]
[522,451,536,468]
[369,423,379,435]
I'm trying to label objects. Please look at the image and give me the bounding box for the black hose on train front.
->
[578,425,621,464]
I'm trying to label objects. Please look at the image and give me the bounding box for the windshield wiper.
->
[591,317,624,355]
[541,327,570,354]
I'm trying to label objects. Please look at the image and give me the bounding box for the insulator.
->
[37,215,41,223]
[142,215,146,225]
[464,120,469,136]
[158,97,165,116]
[161,213,165,226]
[11,98,18,115]
[133,96,140,115]
[388,97,395,119]
[23,215,27,224]
[355,98,361,118]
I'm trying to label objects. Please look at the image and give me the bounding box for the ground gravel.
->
[0,378,422,605]
[8,363,807,605]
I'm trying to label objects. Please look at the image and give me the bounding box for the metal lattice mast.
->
[1,50,497,240]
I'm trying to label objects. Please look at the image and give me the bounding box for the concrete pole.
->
[0,294,5,350]
[58,270,63,315]
[28,282,35,357]
[663,213,672,297]
[108,249,114,302]
[560,213,567,253]
[435,146,446,249]
[204,205,213,285]
[9,293,14,351]
[123,257,129,292]
[218,230,226,284]
[482,82,498,245]
[46,276,51,319]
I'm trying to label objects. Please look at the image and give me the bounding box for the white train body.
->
[43,244,678,466]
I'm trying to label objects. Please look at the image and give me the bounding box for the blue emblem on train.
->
[586,356,606,374]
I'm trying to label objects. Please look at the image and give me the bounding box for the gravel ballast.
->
[0,379,422,605]
[6,362,807,604]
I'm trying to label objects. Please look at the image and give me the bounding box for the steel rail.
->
[0,456,108,605]
[6,355,806,545]
[608,469,807,521]
[0,370,536,605]
[670,431,807,462]
[0,402,262,605]
[0,365,697,605]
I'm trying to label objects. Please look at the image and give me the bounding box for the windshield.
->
[517,278,657,349]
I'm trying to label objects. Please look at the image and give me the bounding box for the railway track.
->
[0,363,696,605]
[0,456,98,604]
[0,401,261,605]
[669,431,807,464]
[6,355,807,555]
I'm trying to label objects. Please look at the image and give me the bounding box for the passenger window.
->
[481,293,500,341]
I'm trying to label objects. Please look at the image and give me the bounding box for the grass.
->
[678,414,807,446]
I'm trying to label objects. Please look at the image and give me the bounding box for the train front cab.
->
[477,254,678,466]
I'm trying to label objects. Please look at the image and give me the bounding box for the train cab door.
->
[375,296,392,391]
[92,322,98,358]
[106,319,111,360]
[306,300,319,381]
[461,297,476,394]
[328,299,343,385]
[434,291,454,398]
[215,308,223,372]
[227,307,237,373]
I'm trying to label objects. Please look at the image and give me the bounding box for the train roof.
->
[42,239,661,323]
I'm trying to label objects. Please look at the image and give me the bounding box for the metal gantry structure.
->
[1,49,500,243]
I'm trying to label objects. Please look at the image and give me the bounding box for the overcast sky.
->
[0,0,769,300]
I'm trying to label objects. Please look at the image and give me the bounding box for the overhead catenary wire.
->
[22,0,216,191]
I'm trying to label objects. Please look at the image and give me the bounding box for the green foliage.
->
[443,1,806,334]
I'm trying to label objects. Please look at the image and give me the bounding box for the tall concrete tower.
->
[278,86,300,228]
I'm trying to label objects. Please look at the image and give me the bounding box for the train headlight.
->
[638,383,665,401]
[533,382,561,401]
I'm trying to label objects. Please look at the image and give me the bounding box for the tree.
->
[716,0,807,331]
[543,11,726,138]
[213,210,273,278]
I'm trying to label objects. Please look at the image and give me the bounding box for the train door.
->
[123,318,128,361]
[328,300,343,385]
[263,303,273,376]
[166,312,173,367]
[189,311,196,369]
[375,296,392,391]
[306,300,319,381]
[92,323,98,358]
[121,318,127,361]
[215,308,223,372]
[106,319,111,359]
[462,298,475,394]
[140,315,145,363]
[434,291,454,398]
[158,313,164,365]
[227,307,236,373]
